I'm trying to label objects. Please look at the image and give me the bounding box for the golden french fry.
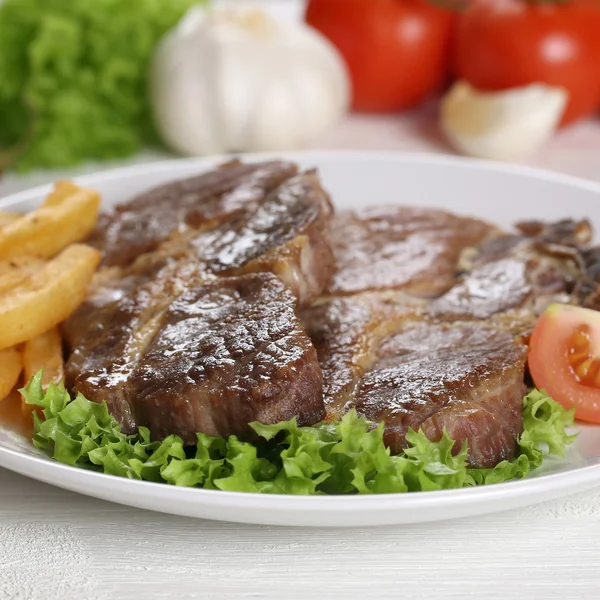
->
[0,211,21,229]
[0,244,101,350]
[22,326,64,386]
[0,255,46,295]
[0,346,22,403]
[0,186,100,260]
[21,327,64,418]
[43,180,82,208]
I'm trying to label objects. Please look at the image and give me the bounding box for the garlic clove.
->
[441,80,568,162]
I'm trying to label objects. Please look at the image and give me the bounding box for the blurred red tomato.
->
[305,0,454,112]
[453,0,600,126]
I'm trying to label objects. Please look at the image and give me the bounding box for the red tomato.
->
[453,0,600,126]
[528,304,600,423]
[305,0,455,112]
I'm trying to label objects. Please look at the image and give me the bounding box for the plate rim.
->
[3,150,600,208]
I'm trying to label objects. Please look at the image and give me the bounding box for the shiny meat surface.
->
[91,164,335,307]
[327,206,497,297]
[304,217,597,467]
[190,171,335,305]
[89,160,298,267]
[304,295,528,468]
[431,258,533,320]
[64,271,325,444]
[442,218,591,320]
[301,293,424,420]
[353,323,527,468]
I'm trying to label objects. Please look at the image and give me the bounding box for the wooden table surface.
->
[2,113,600,599]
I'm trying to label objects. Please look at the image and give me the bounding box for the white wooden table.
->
[2,113,600,599]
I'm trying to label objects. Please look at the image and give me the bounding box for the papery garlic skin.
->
[441,80,568,162]
[151,5,350,156]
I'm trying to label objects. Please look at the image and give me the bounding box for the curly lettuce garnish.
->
[21,373,576,494]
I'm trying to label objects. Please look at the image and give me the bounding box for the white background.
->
[2,1,600,598]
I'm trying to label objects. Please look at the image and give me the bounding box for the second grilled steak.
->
[303,211,595,468]
[303,293,529,468]
[353,322,527,468]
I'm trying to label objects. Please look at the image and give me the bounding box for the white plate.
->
[1,151,600,527]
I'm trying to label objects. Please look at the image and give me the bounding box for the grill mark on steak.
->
[327,206,498,297]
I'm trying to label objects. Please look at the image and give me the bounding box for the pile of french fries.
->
[0,180,102,418]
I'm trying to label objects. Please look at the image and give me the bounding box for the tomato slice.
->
[528,304,600,423]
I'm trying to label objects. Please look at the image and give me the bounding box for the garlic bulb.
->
[151,5,350,156]
[441,80,568,162]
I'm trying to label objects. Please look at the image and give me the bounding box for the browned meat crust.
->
[65,161,335,443]
[64,269,324,444]
[90,163,335,307]
[89,160,299,268]
[354,323,527,468]
[327,206,497,297]
[304,211,596,468]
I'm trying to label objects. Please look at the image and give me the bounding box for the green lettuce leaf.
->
[0,0,203,171]
[20,374,577,495]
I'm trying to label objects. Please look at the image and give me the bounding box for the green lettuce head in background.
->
[0,0,203,171]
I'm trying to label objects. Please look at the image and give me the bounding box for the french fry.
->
[0,244,101,350]
[0,346,22,403]
[21,327,64,418]
[0,211,21,229]
[0,185,100,260]
[0,255,46,295]
[43,180,82,208]
[22,326,64,386]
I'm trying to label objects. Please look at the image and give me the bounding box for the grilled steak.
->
[64,160,336,442]
[327,206,497,297]
[303,210,596,468]
[90,162,335,306]
[64,270,325,443]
